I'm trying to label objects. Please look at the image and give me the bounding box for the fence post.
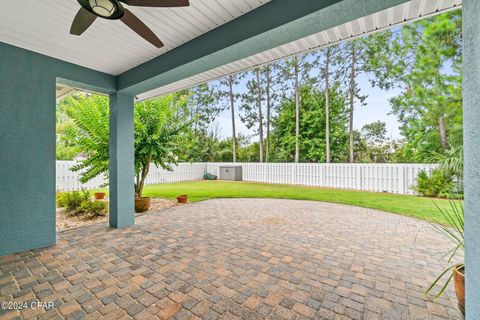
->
[399,165,405,194]
[359,165,363,191]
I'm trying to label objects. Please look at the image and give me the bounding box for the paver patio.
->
[0,199,462,319]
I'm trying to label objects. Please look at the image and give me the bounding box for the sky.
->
[211,72,403,141]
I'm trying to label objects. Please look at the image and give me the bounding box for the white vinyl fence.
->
[56,161,437,195]
[207,163,437,195]
[56,162,206,192]
[56,161,106,191]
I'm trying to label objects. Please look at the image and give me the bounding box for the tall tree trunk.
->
[228,76,237,162]
[266,66,271,163]
[438,114,449,149]
[348,43,356,163]
[256,69,264,162]
[294,56,300,163]
[135,159,151,198]
[324,47,331,163]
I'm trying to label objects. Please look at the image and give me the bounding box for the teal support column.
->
[0,42,115,256]
[0,51,57,256]
[463,0,480,318]
[109,92,135,228]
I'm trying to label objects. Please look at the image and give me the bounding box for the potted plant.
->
[176,195,188,203]
[425,200,464,316]
[94,192,106,200]
[134,196,151,213]
[133,98,190,213]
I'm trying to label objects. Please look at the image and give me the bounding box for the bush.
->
[62,190,91,212]
[79,200,107,218]
[56,192,68,208]
[415,169,454,198]
[56,190,107,219]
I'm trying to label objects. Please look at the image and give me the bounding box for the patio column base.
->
[109,92,135,228]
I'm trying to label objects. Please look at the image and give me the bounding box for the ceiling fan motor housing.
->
[78,0,124,19]
[71,0,189,47]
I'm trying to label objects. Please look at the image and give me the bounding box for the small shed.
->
[219,165,242,181]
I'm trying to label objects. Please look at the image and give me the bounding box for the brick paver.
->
[0,199,462,319]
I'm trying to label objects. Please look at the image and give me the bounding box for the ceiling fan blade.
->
[119,0,189,7]
[70,7,97,35]
[120,9,164,48]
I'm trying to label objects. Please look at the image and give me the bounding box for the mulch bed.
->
[56,198,177,231]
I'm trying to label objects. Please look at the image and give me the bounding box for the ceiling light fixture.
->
[88,0,117,18]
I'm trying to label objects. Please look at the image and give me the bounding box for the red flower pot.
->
[94,192,106,200]
[176,195,188,204]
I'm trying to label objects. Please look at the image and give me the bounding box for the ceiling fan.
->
[70,0,189,48]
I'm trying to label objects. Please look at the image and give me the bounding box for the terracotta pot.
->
[94,192,106,200]
[453,264,465,316]
[176,195,188,204]
[135,197,151,213]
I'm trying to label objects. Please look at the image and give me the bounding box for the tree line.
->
[57,10,462,166]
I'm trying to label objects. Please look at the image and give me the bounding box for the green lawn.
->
[139,180,457,225]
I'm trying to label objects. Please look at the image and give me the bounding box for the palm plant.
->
[436,144,464,179]
[425,200,464,299]
[430,143,464,193]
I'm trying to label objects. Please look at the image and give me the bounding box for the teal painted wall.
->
[0,42,116,256]
[463,1,480,318]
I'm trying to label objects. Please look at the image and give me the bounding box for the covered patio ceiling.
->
[0,0,271,76]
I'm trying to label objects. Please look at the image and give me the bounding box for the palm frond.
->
[425,199,464,299]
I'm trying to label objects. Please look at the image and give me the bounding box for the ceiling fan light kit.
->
[88,0,117,17]
[70,0,190,48]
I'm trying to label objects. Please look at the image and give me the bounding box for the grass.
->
[137,180,458,226]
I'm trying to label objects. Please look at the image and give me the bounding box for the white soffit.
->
[137,0,462,101]
[0,0,270,75]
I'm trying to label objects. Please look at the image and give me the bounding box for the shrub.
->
[415,169,454,198]
[79,200,107,218]
[57,190,89,210]
[56,190,107,219]
[56,192,68,208]
[62,190,91,212]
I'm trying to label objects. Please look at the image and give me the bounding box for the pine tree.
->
[336,39,367,163]
[363,10,462,161]
[256,69,265,162]
[240,68,265,162]
[314,45,341,163]
[218,73,244,162]
[279,54,313,162]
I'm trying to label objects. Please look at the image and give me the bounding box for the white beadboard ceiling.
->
[0,0,270,75]
[137,0,462,101]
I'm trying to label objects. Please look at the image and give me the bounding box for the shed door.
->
[225,168,233,180]
[220,167,231,180]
